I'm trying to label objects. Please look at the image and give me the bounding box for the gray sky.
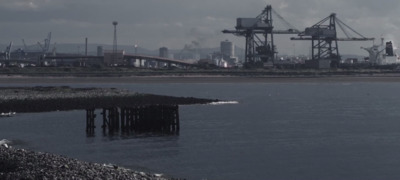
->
[0,0,399,55]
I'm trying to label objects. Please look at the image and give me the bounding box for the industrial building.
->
[103,50,125,66]
[159,47,169,58]
[97,46,104,56]
[221,40,234,58]
[220,40,238,66]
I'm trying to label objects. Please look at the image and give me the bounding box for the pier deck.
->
[0,86,216,113]
[0,86,217,134]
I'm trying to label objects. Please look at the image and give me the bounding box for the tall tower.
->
[112,21,118,64]
[159,47,169,58]
[221,40,234,58]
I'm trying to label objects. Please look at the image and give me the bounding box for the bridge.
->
[41,54,197,68]
[123,54,197,68]
[44,55,102,60]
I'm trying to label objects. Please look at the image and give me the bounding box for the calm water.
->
[2,82,400,180]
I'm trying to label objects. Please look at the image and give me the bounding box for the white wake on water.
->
[209,101,239,105]
[0,139,11,148]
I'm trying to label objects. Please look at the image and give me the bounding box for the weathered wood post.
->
[94,105,181,135]
[86,109,96,134]
[115,107,120,132]
[175,105,180,133]
[101,108,107,132]
[126,108,131,131]
[120,107,126,131]
[107,108,114,133]
[134,107,139,131]
[127,108,132,130]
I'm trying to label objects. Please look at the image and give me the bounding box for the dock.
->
[0,86,217,135]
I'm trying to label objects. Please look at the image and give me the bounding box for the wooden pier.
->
[86,109,96,134]
[86,105,180,135]
[0,86,217,136]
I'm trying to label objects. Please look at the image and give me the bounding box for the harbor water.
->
[1,82,400,179]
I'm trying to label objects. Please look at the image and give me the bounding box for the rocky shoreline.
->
[0,144,175,180]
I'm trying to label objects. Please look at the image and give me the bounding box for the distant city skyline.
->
[0,0,399,56]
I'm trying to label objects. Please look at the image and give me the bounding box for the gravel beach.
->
[0,144,172,180]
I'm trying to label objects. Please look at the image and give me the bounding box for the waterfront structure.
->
[0,87,215,135]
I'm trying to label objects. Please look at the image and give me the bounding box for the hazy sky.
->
[0,0,399,55]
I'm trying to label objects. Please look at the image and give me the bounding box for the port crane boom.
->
[37,32,52,53]
[22,39,28,51]
[4,42,13,60]
[223,5,299,68]
[291,13,374,67]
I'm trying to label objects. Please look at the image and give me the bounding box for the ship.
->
[361,38,400,65]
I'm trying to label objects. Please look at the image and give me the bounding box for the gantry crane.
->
[22,39,29,51]
[223,5,299,68]
[291,13,374,67]
[37,32,52,54]
[4,42,13,60]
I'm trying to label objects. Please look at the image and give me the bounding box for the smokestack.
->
[85,37,88,56]
[386,41,394,56]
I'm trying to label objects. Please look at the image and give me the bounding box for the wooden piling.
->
[120,108,126,131]
[175,105,180,132]
[92,105,180,135]
[86,109,96,134]
[101,108,107,132]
